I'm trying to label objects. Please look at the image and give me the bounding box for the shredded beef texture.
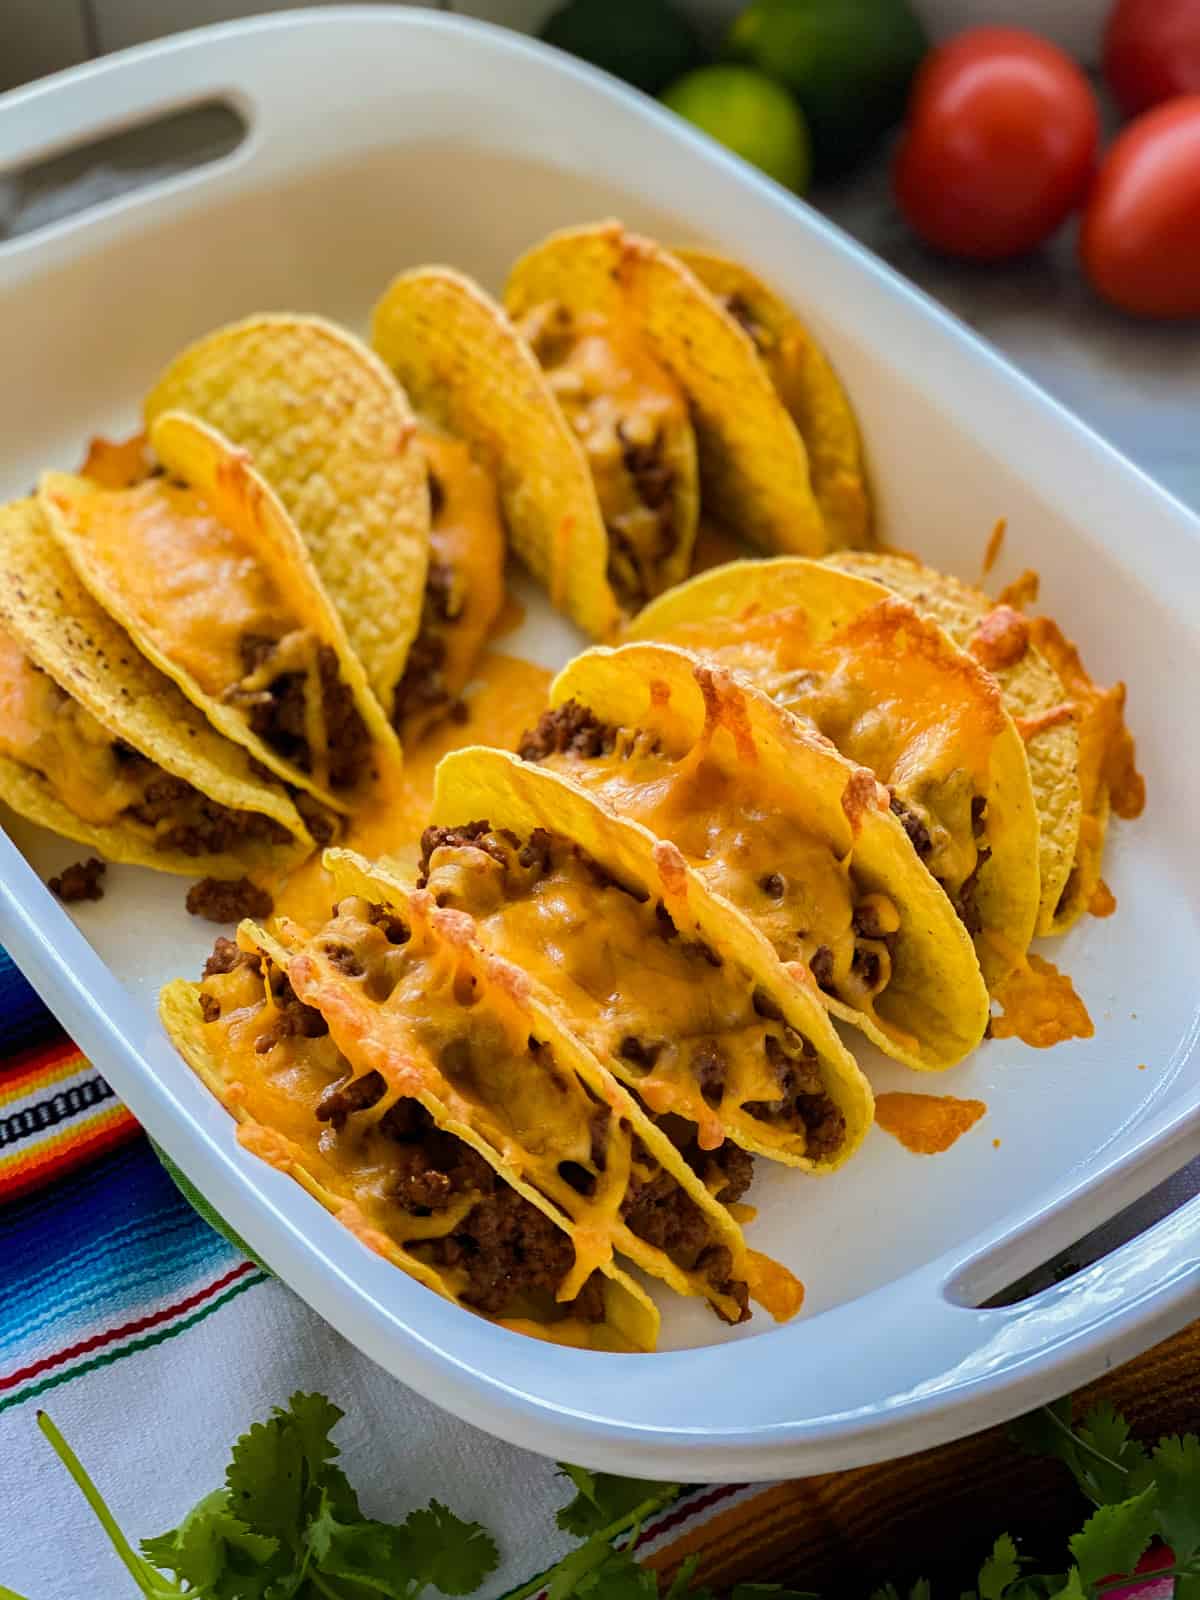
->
[186,876,274,924]
[126,769,292,857]
[427,1186,590,1318]
[889,791,933,860]
[48,857,105,903]
[744,1032,845,1159]
[202,935,261,979]
[517,700,616,762]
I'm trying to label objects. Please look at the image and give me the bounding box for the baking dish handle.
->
[0,40,257,179]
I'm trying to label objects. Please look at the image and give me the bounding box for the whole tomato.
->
[1103,0,1200,117]
[1080,95,1200,318]
[893,27,1100,261]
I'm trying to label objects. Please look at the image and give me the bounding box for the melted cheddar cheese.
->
[654,600,1001,897]
[57,477,289,698]
[519,304,688,607]
[421,827,846,1168]
[393,430,506,733]
[198,939,617,1332]
[534,723,900,1037]
[0,624,151,825]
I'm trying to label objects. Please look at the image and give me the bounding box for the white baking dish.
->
[2,8,1198,1481]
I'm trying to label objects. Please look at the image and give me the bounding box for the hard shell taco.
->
[143,314,430,724]
[519,641,991,1071]
[40,412,402,813]
[500,233,701,612]
[825,552,1143,935]
[423,745,875,1168]
[161,922,657,1351]
[671,248,871,549]
[505,221,828,562]
[309,849,803,1327]
[371,264,644,645]
[630,557,1040,989]
[0,498,312,879]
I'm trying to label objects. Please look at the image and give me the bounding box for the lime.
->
[540,0,704,97]
[660,65,812,194]
[725,0,929,176]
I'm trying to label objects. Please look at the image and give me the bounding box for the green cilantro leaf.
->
[1151,1432,1200,1562]
[224,1413,307,1547]
[978,1533,1021,1599]
[1054,1570,1087,1598]
[140,1490,280,1591]
[571,1546,659,1600]
[868,1587,903,1600]
[402,1500,499,1595]
[283,1391,344,1477]
[555,1465,677,1537]
[1069,1484,1159,1588]
[908,1584,932,1600]
[1074,1403,1152,1506]
[1174,1575,1200,1600]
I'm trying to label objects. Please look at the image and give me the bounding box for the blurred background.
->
[2,0,1196,511]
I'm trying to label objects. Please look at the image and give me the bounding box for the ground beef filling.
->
[519,301,680,611]
[116,747,293,858]
[417,823,845,1159]
[518,700,617,762]
[196,938,603,1325]
[621,1129,751,1325]
[186,876,274,924]
[48,857,106,903]
[313,1062,603,1322]
[235,636,370,791]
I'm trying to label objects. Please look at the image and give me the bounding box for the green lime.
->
[725,0,928,177]
[540,0,704,97]
[660,65,812,194]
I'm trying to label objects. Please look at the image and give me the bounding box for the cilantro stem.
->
[503,1489,679,1600]
[35,1411,172,1598]
[1041,1405,1129,1479]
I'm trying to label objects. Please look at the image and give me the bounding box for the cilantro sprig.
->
[8,1390,1200,1600]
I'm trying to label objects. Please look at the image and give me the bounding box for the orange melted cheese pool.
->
[991,953,1094,1048]
[874,1092,987,1155]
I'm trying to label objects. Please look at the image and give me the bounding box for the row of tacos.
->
[1,219,1143,1349]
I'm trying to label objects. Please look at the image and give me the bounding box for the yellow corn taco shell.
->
[371,266,620,641]
[500,231,700,608]
[526,641,989,1071]
[144,314,430,715]
[427,745,874,1169]
[306,851,801,1326]
[506,222,825,558]
[161,926,657,1351]
[827,551,1085,936]
[0,499,311,878]
[630,557,1039,989]
[40,413,402,812]
[673,249,870,549]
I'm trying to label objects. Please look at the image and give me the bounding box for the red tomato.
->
[1103,0,1200,117]
[893,27,1100,261]
[1080,95,1200,318]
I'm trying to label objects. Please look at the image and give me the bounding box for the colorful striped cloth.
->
[0,944,1192,1600]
